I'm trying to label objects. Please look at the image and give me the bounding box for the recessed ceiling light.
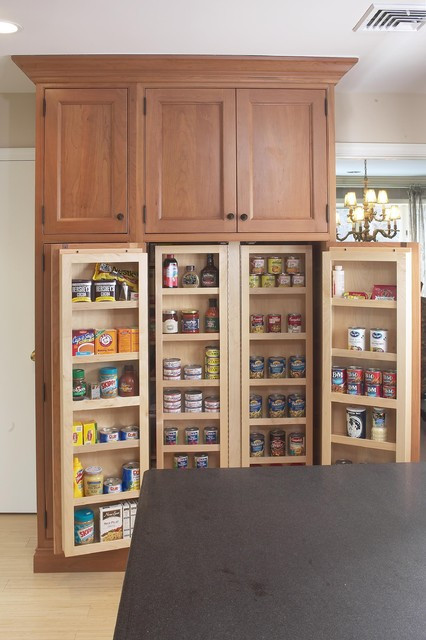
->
[347,170,362,174]
[0,20,22,34]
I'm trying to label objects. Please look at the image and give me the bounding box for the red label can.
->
[366,383,382,397]
[347,382,364,395]
[250,314,265,333]
[364,368,382,385]
[347,366,364,384]
[383,370,397,386]
[383,385,397,399]
[267,314,281,333]
[287,313,302,333]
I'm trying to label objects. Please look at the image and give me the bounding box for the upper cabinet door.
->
[236,89,328,234]
[145,89,237,233]
[44,88,128,235]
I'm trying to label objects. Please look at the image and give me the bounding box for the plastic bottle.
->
[200,254,219,287]
[118,365,138,397]
[73,457,84,498]
[205,298,219,332]
[163,254,178,288]
[332,265,345,298]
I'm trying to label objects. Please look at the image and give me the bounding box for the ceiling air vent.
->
[353,3,426,31]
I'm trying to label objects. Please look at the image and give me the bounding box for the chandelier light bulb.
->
[365,189,377,204]
[390,205,401,220]
[377,190,389,205]
[353,206,365,222]
[344,192,357,208]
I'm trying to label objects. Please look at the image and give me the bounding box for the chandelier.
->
[336,159,401,242]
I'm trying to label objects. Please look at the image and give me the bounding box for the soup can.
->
[289,355,306,379]
[383,370,397,386]
[184,364,203,380]
[288,394,305,418]
[267,314,281,333]
[365,369,382,385]
[331,366,346,393]
[204,427,218,444]
[348,327,366,351]
[122,462,140,491]
[268,356,286,378]
[120,426,139,440]
[250,432,265,457]
[268,394,286,418]
[288,313,302,333]
[366,383,382,397]
[288,432,305,456]
[346,407,367,438]
[164,427,179,445]
[261,274,276,288]
[103,477,122,494]
[270,429,286,456]
[184,428,200,445]
[291,273,305,287]
[383,385,396,399]
[347,382,363,395]
[371,408,387,442]
[173,455,189,469]
[370,328,388,352]
[267,256,282,274]
[194,454,209,468]
[285,256,301,274]
[249,394,262,418]
[250,255,265,274]
[347,366,364,384]
[251,314,265,333]
[277,273,291,287]
[205,346,219,358]
[99,427,120,443]
[249,274,261,288]
[250,356,265,379]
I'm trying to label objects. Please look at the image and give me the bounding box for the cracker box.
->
[95,329,117,355]
[72,421,83,446]
[72,329,95,356]
[117,328,132,353]
[83,420,97,445]
[122,501,131,539]
[99,504,123,543]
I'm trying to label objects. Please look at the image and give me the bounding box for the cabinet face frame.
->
[321,247,413,465]
[240,245,313,466]
[154,245,229,469]
[60,249,148,557]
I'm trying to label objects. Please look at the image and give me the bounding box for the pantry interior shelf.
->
[73,441,140,454]
[163,444,221,452]
[74,489,140,507]
[160,379,219,387]
[331,348,397,362]
[162,333,220,341]
[160,413,220,420]
[71,301,138,311]
[249,456,306,464]
[249,379,306,387]
[331,434,396,451]
[72,352,139,364]
[70,538,131,556]
[330,392,397,409]
[72,396,141,411]
[249,288,306,295]
[162,287,219,295]
[249,418,306,426]
[332,299,397,309]
[249,333,307,341]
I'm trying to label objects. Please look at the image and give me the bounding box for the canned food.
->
[331,366,346,393]
[205,347,220,358]
[347,382,364,395]
[366,383,382,397]
[288,432,305,456]
[185,406,203,413]
[250,432,265,457]
[204,396,220,412]
[267,314,281,333]
[184,364,203,380]
[164,427,179,445]
[277,273,291,287]
[250,356,265,379]
[291,273,305,287]
[348,327,366,351]
[251,314,265,333]
[99,427,120,443]
[287,313,302,333]
[370,328,388,353]
[371,408,387,442]
[205,364,220,374]
[205,371,220,380]
[267,256,282,274]
[383,385,396,399]
[120,426,139,440]
[184,428,200,445]
[204,427,218,444]
[285,256,301,274]
[185,400,203,410]
[163,371,181,381]
[72,279,92,303]
[268,394,286,418]
[261,274,276,288]
[270,429,286,456]
[181,310,200,334]
[163,389,182,403]
[163,357,181,370]
[185,390,203,401]
[194,454,209,468]
[365,369,382,385]
[289,355,305,379]
[205,356,220,366]
[122,462,140,491]
[288,394,305,418]
[174,455,189,469]
[249,394,262,418]
[346,407,367,439]
[103,477,122,494]
[383,370,397,386]
[347,366,364,384]
[164,404,182,413]
[250,256,265,275]
[249,274,261,288]
[268,356,286,378]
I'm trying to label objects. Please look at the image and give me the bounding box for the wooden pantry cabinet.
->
[145,88,328,235]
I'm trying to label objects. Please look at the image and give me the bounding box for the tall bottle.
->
[73,457,84,498]
[332,265,345,298]
[205,298,219,333]
[163,254,178,288]
[200,254,219,288]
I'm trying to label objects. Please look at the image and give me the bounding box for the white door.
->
[0,149,36,512]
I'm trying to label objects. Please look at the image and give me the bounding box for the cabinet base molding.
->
[33,546,128,573]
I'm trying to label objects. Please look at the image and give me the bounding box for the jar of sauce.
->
[162,309,178,334]
[181,309,200,333]
[118,365,138,397]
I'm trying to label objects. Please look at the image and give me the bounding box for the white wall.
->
[0,93,35,148]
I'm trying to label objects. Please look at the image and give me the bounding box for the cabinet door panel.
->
[146,89,237,233]
[44,88,128,235]
[237,89,328,233]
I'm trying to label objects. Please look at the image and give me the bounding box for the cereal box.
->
[83,420,97,445]
[72,421,83,446]
[72,329,95,356]
[95,329,117,355]
[99,504,123,543]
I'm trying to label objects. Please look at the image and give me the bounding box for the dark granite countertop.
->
[114,464,426,640]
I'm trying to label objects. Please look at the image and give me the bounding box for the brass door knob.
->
[30,350,36,362]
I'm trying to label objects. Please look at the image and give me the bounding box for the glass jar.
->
[162,309,178,334]
[181,309,200,333]
[83,466,104,496]
[181,265,199,288]
[118,365,138,397]
[72,369,86,401]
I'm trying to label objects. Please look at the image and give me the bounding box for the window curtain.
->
[407,186,426,297]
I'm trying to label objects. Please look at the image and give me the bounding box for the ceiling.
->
[0,0,426,93]
[336,157,426,176]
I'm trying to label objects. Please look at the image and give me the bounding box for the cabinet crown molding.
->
[12,54,358,86]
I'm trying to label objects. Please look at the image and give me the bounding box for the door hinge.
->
[326,204,329,223]
[43,97,46,117]
[324,98,328,117]
[41,205,45,225]
[42,252,45,272]
[143,205,146,224]
[43,382,46,402]
[143,97,147,116]
[44,510,48,529]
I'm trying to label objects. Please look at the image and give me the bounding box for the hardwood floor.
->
[0,514,124,640]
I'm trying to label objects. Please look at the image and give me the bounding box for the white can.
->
[370,328,388,353]
[348,327,366,351]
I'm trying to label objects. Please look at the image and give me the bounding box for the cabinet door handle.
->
[116,213,124,221]
[240,213,248,221]
[226,213,235,220]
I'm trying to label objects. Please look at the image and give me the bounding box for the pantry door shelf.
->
[72,301,139,311]
[160,412,221,421]
[330,392,397,409]
[68,537,132,556]
[162,333,220,341]
[249,379,306,387]
[249,418,307,426]
[72,396,141,411]
[332,299,397,309]
[249,288,307,295]
[72,352,139,364]
[331,348,397,362]
[162,287,219,295]
[163,444,221,453]
[249,455,307,465]
[160,379,220,387]
[74,489,140,507]
[330,434,396,451]
[73,441,140,454]
[249,333,307,341]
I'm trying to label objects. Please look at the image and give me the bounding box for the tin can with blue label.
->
[268,356,286,378]
[204,426,218,444]
[250,355,265,379]
[346,407,366,439]
[250,432,265,457]
[120,426,139,440]
[103,477,122,494]
[332,366,346,393]
[348,327,366,351]
[194,454,209,468]
[184,427,200,445]
[268,394,286,418]
[288,394,306,418]
[289,355,305,378]
[249,394,262,418]
[347,382,363,395]
[173,455,189,469]
[122,462,140,491]
[99,427,120,443]
[164,427,179,445]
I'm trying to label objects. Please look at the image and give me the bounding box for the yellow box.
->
[117,328,132,353]
[72,421,83,446]
[131,328,139,353]
[95,329,117,354]
[83,420,97,445]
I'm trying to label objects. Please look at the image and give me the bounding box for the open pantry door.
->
[48,245,148,557]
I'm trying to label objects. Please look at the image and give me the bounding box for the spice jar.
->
[181,265,199,288]
[72,369,86,401]
[181,309,200,333]
[118,365,138,397]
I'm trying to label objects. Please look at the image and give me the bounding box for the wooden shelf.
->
[249,378,306,386]
[160,379,219,387]
[249,456,306,464]
[72,352,139,363]
[74,489,140,506]
[162,333,219,341]
[72,301,138,311]
[163,444,220,452]
[162,287,219,295]
[331,434,396,451]
[73,440,140,454]
[249,288,306,295]
[249,418,306,426]
[249,333,306,341]
[71,537,132,556]
[332,298,397,309]
[330,392,397,409]
[332,348,397,362]
[73,396,140,411]
[160,412,220,420]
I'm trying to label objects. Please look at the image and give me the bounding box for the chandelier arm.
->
[336,230,355,242]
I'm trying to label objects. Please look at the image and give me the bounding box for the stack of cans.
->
[163,389,182,413]
[205,346,220,379]
[163,358,181,380]
[331,366,397,398]
[183,364,203,380]
[204,396,220,412]
[185,389,203,413]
